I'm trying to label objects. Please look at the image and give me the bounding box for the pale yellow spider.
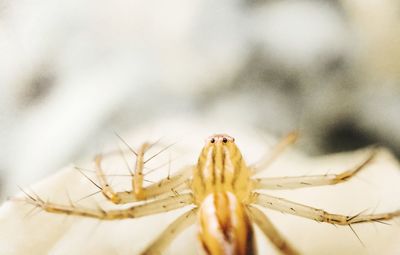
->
[24,133,400,255]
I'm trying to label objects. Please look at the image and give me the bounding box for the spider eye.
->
[210,138,215,143]
[222,137,228,143]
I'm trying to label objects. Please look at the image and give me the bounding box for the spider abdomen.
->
[198,192,255,255]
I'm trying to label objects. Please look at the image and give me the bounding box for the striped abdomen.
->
[198,192,255,255]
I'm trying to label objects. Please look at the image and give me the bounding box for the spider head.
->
[206,134,235,145]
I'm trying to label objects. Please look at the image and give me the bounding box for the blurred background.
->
[0,0,399,199]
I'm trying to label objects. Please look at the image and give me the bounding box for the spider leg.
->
[133,142,151,199]
[251,192,400,225]
[251,132,298,174]
[247,205,300,255]
[95,151,193,204]
[25,193,193,220]
[141,208,198,255]
[253,148,377,190]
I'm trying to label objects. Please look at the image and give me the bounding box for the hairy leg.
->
[25,193,193,220]
[95,152,192,204]
[251,192,400,225]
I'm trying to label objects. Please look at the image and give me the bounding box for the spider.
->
[23,133,400,255]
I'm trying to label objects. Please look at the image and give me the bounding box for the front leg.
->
[252,148,377,190]
[251,132,298,174]
[95,149,193,204]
